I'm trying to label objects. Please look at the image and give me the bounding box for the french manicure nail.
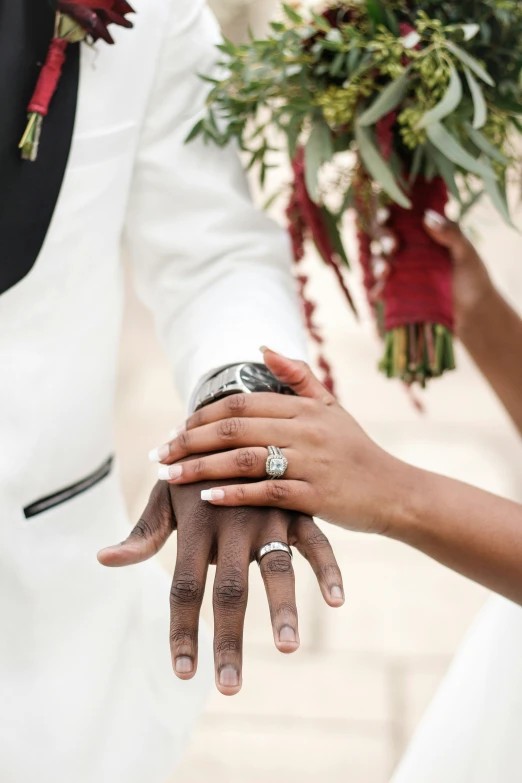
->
[279,625,297,643]
[168,424,186,440]
[201,489,225,501]
[380,234,395,255]
[148,444,171,463]
[330,586,344,600]
[219,666,239,688]
[175,656,193,674]
[424,209,447,229]
[158,464,183,481]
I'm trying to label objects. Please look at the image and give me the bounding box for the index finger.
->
[185,392,300,432]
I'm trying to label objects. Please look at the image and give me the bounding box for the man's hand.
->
[98,474,344,696]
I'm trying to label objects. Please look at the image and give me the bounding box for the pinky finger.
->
[200,480,311,511]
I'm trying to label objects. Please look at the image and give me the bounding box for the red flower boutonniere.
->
[19,0,134,161]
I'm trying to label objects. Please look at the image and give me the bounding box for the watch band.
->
[189,362,293,413]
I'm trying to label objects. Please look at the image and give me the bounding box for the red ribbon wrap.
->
[359,177,454,332]
[28,38,68,116]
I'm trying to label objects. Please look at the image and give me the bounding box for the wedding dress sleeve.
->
[123,0,307,405]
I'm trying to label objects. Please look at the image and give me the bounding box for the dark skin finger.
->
[290,515,345,607]
[257,519,299,653]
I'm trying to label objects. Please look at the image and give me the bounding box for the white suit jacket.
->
[0,0,306,781]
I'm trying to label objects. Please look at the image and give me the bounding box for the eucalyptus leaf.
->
[465,124,510,165]
[464,67,487,129]
[417,63,462,129]
[427,143,461,200]
[426,122,494,179]
[446,42,495,87]
[282,4,303,24]
[359,68,411,126]
[355,122,411,208]
[304,118,333,203]
[409,144,425,184]
[482,165,515,227]
[320,205,350,267]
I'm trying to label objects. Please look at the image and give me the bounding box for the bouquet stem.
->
[379,323,455,387]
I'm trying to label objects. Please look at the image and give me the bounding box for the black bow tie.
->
[0,0,79,297]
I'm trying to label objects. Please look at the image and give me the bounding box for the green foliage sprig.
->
[190,0,522,223]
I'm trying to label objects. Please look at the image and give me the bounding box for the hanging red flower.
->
[19,0,135,161]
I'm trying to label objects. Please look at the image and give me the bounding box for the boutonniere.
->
[20,0,134,161]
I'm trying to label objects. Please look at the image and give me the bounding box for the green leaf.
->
[417,63,462,129]
[282,4,303,24]
[464,67,487,130]
[311,11,331,32]
[426,122,494,179]
[445,42,495,87]
[304,118,333,203]
[427,143,460,200]
[461,24,480,41]
[355,122,411,208]
[365,0,385,27]
[482,165,515,228]
[320,205,350,267]
[464,124,510,165]
[409,144,425,184]
[185,118,204,144]
[358,68,410,127]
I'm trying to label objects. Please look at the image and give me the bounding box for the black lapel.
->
[0,0,80,296]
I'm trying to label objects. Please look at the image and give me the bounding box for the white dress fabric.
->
[392,595,522,783]
[0,0,306,780]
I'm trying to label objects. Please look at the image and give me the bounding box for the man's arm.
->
[123,0,306,404]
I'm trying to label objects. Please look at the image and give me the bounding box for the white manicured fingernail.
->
[148,444,171,463]
[158,464,183,480]
[424,210,447,229]
[380,234,395,255]
[370,239,383,256]
[168,424,186,440]
[201,489,225,501]
[376,207,390,225]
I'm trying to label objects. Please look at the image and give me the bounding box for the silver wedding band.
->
[256,541,293,565]
[266,446,288,479]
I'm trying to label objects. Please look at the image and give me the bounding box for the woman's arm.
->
[423,212,522,435]
[388,462,522,607]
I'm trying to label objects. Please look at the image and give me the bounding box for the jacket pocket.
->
[23,457,114,519]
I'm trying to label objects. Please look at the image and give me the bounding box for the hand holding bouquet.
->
[190,0,522,387]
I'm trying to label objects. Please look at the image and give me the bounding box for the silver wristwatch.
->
[189,362,295,413]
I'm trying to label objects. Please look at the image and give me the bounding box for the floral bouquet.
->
[189,0,522,388]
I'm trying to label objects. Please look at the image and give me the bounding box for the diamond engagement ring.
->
[266,446,288,479]
[256,541,293,565]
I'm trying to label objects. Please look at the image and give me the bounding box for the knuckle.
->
[188,410,204,430]
[217,417,245,440]
[235,448,260,474]
[214,571,247,610]
[318,562,341,584]
[225,394,248,414]
[306,530,330,549]
[177,431,191,451]
[262,554,293,575]
[273,601,297,623]
[191,457,207,477]
[170,574,203,607]
[215,635,241,655]
[169,629,196,648]
[266,481,290,502]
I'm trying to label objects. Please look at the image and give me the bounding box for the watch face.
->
[239,363,279,392]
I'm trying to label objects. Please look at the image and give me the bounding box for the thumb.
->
[97,481,174,567]
[423,210,481,269]
[261,347,335,403]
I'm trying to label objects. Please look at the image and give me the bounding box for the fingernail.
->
[424,209,447,229]
[168,424,186,440]
[219,666,239,688]
[279,626,296,643]
[370,239,383,256]
[376,207,390,225]
[380,234,395,255]
[158,464,183,481]
[330,586,344,600]
[148,443,171,463]
[259,345,269,354]
[201,489,225,501]
[175,656,193,674]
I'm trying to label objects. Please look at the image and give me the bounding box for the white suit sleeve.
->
[123,0,307,406]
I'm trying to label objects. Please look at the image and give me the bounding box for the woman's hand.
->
[151,349,409,534]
